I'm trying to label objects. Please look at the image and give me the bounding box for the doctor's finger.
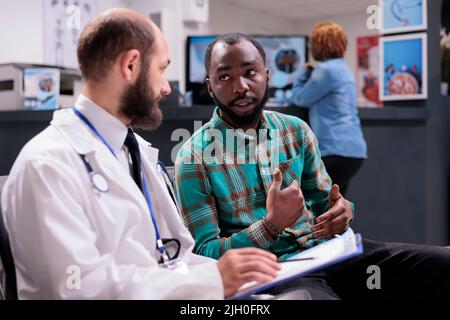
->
[239,261,279,277]
[239,256,281,272]
[236,247,278,260]
[241,271,276,285]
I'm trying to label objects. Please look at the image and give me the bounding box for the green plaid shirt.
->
[174,107,333,259]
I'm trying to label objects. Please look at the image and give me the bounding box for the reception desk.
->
[0,105,428,171]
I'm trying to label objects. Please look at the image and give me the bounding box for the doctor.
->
[0,9,279,299]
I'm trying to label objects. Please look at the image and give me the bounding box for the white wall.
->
[0,0,376,92]
[293,10,378,74]
[127,0,186,88]
[126,0,300,92]
[97,0,128,12]
[0,0,45,64]
[186,2,373,90]
[206,0,298,35]
[0,0,128,65]
[181,0,299,93]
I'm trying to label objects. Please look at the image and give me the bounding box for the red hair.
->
[311,22,348,61]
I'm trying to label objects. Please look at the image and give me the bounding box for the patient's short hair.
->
[204,33,266,75]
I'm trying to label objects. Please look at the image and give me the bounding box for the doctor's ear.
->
[120,49,141,82]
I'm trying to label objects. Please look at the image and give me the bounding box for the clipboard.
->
[228,227,364,300]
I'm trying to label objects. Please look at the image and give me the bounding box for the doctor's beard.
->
[119,63,163,130]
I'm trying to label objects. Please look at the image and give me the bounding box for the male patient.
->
[174,33,450,299]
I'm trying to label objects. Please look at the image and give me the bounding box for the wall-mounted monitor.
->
[186,34,308,106]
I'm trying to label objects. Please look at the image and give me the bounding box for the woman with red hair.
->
[290,22,367,196]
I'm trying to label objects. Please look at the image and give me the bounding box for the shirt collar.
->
[74,94,128,155]
[210,107,274,140]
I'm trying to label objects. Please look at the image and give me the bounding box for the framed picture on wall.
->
[379,0,427,34]
[356,35,382,107]
[379,33,427,101]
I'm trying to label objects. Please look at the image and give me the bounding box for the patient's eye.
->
[246,69,257,77]
[219,74,231,81]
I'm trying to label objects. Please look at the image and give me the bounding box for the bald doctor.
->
[1,9,279,299]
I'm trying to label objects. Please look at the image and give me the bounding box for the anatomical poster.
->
[43,0,96,69]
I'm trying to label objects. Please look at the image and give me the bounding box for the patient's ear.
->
[205,76,214,98]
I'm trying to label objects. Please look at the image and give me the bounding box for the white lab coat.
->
[1,108,224,300]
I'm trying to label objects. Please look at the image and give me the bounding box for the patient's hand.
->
[265,168,306,233]
[312,184,353,239]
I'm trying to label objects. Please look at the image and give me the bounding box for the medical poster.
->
[43,0,97,69]
[379,33,427,101]
[356,35,382,108]
[23,68,60,110]
[380,0,427,34]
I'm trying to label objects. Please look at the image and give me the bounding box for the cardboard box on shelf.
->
[0,63,82,111]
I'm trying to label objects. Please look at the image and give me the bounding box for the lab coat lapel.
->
[52,109,195,257]
[137,138,195,253]
[51,109,149,212]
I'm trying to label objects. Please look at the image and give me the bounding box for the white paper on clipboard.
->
[229,227,363,300]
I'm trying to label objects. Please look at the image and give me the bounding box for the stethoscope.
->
[79,153,110,193]
[79,153,176,203]
[73,106,181,269]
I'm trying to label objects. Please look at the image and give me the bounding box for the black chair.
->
[0,176,18,300]
[165,166,174,182]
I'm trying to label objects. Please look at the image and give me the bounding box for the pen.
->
[277,257,315,263]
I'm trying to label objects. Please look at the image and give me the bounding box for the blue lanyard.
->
[72,106,169,261]
[73,107,117,158]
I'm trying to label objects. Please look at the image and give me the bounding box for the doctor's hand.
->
[266,168,305,234]
[217,248,280,298]
[312,184,353,239]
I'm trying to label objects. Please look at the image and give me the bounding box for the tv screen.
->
[186,35,308,106]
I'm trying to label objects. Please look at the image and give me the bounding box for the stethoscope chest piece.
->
[90,172,109,193]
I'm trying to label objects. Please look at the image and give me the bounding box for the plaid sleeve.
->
[300,122,333,216]
[174,143,276,260]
